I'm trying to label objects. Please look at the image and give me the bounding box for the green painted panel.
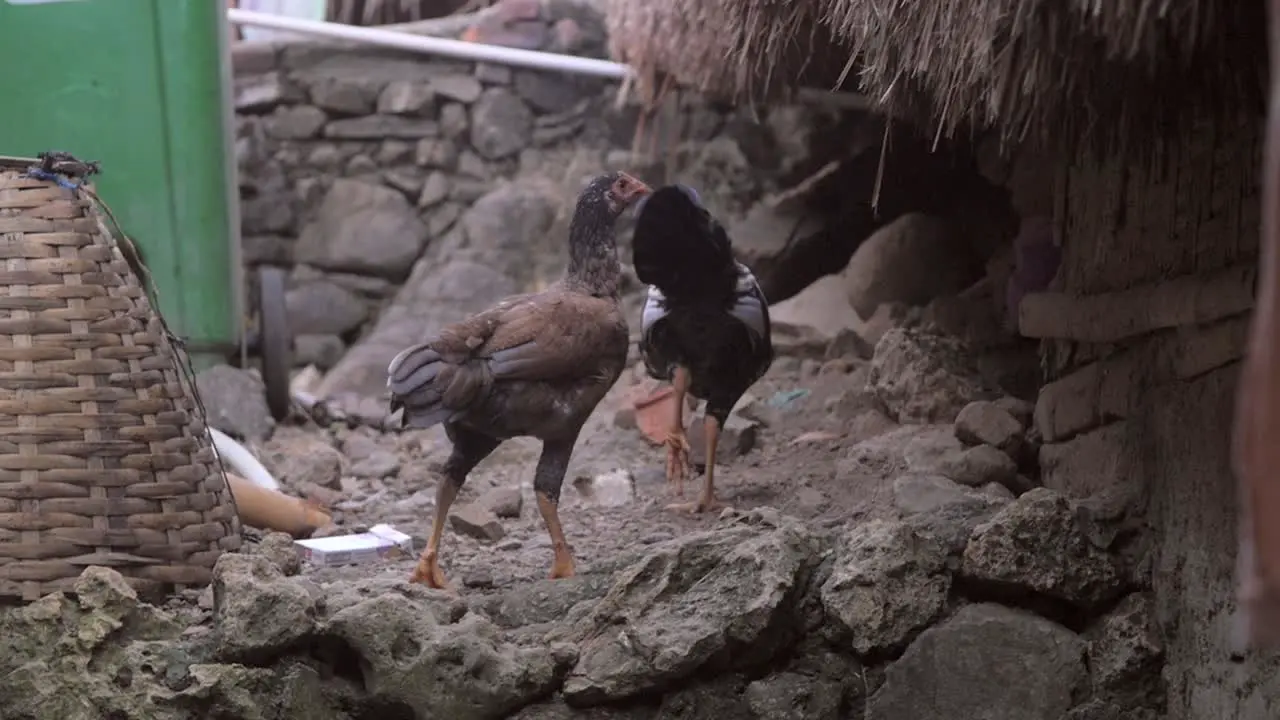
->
[0,0,240,366]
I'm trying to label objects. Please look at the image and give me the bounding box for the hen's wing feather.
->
[388,291,623,428]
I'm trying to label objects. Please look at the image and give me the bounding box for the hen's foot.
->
[549,545,577,580]
[665,496,727,514]
[664,429,691,496]
[409,551,453,591]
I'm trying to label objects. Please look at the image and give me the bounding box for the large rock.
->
[509,700,654,719]
[234,72,290,112]
[262,432,345,491]
[866,603,1086,720]
[1087,593,1163,708]
[196,364,275,442]
[954,400,1025,455]
[560,519,818,705]
[868,328,996,424]
[893,473,1009,553]
[211,554,316,663]
[295,179,429,279]
[744,671,845,720]
[285,280,370,336]
[962,488,1123,611]
[768,274,866,340]
[265,105,327,139]
[170,663,294,720]
[653,674,753,717]
[902,427,1018,489]
[314,258,516,416]
[841,213,973,319]
[838,425,938,479]
[294,334,346,370]
[459,181,560,285]
[470,87,534,160]
[728,201,824,302]
[819,520,950,655]
[0,567,190,720]
[322,590,570,719]
[1065,700,1162,720]
[325,115,440,140]
[309,78,376,115]
[378,80,435,115]
[514,69,590,114]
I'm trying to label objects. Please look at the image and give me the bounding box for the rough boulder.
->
[558,516,820,705]
[819,520,951,656]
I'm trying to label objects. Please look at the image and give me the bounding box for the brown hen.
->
[386,172,651,589]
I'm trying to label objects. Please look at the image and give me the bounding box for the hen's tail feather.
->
[387,342,475,430]
[400,406,456,430]
[387,341,498,430]
[390,348,443,394]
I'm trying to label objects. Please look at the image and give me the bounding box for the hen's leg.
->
[664,366,692,497]
[667,414,727,514]
[410,424,500,590]
[533,437,578,580]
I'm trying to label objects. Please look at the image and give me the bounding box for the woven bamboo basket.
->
[0,156,242,602]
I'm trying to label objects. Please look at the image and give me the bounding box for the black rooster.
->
[633,184,774,513]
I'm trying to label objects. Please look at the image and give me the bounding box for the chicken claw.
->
[664,428,691,497]
[409,550,456,593]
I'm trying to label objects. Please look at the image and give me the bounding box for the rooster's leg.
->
[535,438,578,580]
[666,414,728,514]
[664,366,692,497]
[410,424,500,591]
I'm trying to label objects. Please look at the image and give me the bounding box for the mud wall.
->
[1033,120,1279,719]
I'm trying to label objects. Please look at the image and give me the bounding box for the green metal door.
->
[0,0,242,368]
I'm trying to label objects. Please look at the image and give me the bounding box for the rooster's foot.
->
[663,429,691,496]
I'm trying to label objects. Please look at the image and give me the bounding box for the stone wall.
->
[230,2,824,374]
[1028,120,1278,719]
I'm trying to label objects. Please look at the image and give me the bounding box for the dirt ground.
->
[261,350,893,596]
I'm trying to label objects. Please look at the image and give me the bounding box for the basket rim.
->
[0,155,39,170]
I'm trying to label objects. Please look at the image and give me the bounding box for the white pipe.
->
[226,10,872,114]
[209,427,282,492]
[227,8,630,80]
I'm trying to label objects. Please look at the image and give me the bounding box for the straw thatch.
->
[606,0,1267,160]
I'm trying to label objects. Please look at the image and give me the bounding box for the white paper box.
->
[294,524,414,567]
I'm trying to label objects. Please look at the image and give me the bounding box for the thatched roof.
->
[606,0,1267,160]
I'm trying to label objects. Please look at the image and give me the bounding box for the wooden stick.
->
[1234,0,1280,650]
[762,160,841,212]
[1018,262,1256,343]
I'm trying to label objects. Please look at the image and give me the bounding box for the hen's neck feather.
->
[564,213,621,298]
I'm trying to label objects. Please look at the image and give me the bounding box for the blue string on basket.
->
[26,167,83,190]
